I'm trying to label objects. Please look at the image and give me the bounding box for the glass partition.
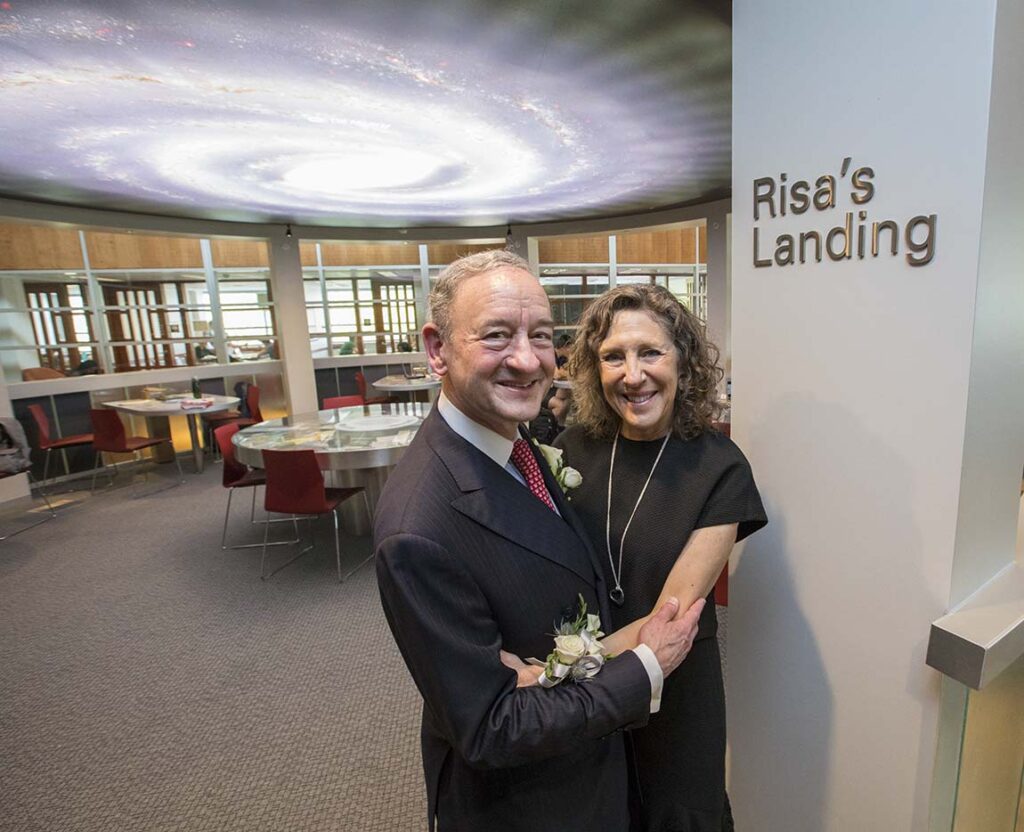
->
[950,654,1024,831]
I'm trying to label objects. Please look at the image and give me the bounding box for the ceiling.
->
[0,1,731,229]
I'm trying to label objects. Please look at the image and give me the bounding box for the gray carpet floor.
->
[0,463,729,832]
[0,466,425,832]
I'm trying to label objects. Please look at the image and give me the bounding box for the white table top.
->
[232,403,429,470]
[371,374,442,392]
[103,394,240,416]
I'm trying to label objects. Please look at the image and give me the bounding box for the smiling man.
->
[374,250,706,832]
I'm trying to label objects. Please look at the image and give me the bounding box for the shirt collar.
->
[437,392,516,469]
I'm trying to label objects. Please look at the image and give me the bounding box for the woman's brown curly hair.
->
[568,284,723,440]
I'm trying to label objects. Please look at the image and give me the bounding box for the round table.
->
[372,373,442,402]
[103,394,240,473]
[233,402,429,534]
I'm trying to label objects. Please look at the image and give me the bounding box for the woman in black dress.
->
[551,285,766,831]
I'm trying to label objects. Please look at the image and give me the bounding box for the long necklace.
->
[605,429,671,607]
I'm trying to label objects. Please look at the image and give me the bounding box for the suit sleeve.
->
[376,532,652,770]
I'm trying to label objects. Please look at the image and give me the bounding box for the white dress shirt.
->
[436,393,664,712]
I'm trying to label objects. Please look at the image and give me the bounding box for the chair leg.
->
[127,444,184,498]
[224,488,301,550]
[334,508,342,583]
[260,509,272,580]
[30,472,57,517]
[249,486,302,526]
[221,488,234,550]
[261,515,315,580]
[41,448,52,495]
[337,495,376,583]
[90,452,102,494]
[0,472,57,541]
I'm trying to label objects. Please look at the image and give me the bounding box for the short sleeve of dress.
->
[694,441,767,542]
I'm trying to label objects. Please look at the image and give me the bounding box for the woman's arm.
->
[601,523,737,656]
[500,523,737,686]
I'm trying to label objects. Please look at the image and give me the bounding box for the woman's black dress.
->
[556,426,767,832]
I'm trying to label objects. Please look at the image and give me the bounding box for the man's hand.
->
[638,597,706,676]
[500,649,544,688]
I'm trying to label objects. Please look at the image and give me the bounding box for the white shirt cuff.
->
[632,643,663,714]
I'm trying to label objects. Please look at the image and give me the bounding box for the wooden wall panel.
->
[299,242,319,267]
[698,225,707,263]
[0,223,84,270]
[426,243,500,265]
[85,231,203,270]
[317,242,420,267]
[211,238,269,268]
[617,228,700,264]
[538,235,610,264]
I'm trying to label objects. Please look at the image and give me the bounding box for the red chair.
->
[204,385,263,457]
[355,372,389,405]
[27,403,93,493]
[260,449,371,582]
[215,423,299,551]
[89,409,183,492]
[323,395,364,409]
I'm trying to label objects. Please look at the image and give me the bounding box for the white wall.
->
[728,1,1016,829]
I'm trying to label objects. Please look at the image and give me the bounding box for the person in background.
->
[529,385,572,446]
[554,332,573,367]
[69,358,99,376]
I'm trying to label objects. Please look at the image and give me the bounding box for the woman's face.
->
[597,309,679,441]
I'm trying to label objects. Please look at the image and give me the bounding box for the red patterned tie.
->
[510,439,556,511]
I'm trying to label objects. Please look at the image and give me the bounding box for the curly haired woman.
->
[555,284,767,831]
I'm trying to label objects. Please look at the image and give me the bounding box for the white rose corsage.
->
[533,595,612,688]
[532,440,583,496]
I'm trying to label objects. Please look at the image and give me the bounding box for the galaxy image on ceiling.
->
[0,1,730,227]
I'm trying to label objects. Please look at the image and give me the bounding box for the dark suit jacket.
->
[375,409,652,832]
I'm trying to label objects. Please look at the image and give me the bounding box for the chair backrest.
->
[90,409,128,453]
[262,449,328,515]
[246,385,263,423]
[354,372,369,401]
[21,367,66,381]
[323,395,363,409]
[214,423,248,488]
[27,403,52,448]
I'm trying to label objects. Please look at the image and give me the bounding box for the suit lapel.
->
[424,411,596,587]
[524,430,614,625]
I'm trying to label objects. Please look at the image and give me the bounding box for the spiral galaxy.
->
[0,1,730,226]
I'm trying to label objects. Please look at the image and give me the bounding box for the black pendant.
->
[609,586,625,607]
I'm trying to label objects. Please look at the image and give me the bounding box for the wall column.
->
[266,234,317,415]
[703,206,729,380]
[728,1,1022,830]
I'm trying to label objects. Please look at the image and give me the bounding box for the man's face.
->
[426,267,555,439]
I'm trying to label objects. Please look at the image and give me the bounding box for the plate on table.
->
[334,414,420,433]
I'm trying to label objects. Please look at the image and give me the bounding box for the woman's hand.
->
[500,649,544,687]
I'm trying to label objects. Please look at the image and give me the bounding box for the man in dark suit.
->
[375,250,704,832]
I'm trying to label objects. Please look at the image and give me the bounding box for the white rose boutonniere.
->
[532,439,582,497]
[536,595,612,688]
